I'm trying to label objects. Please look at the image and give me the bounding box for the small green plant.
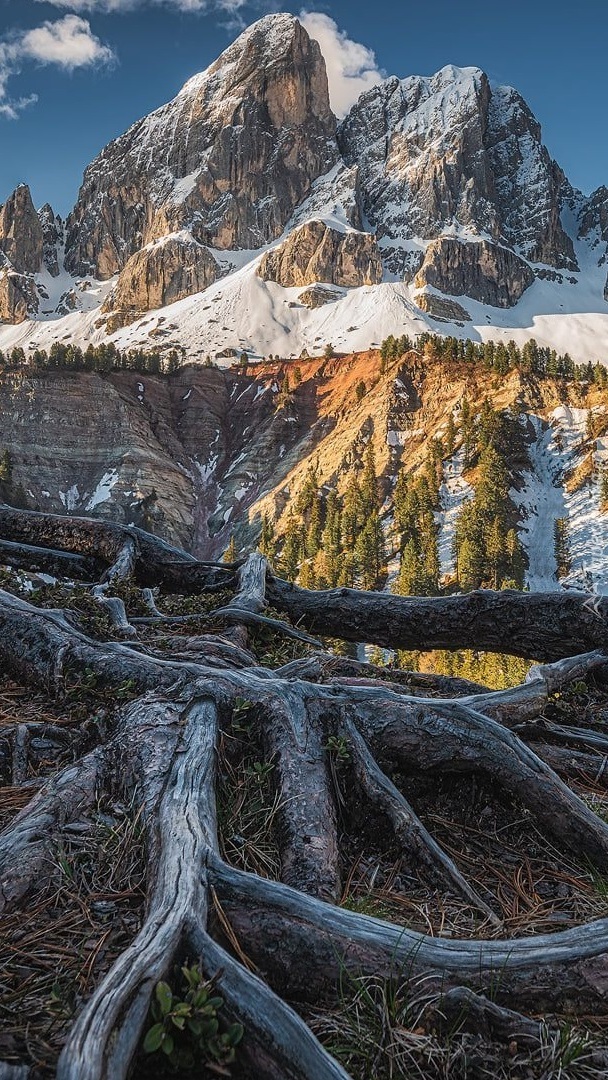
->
[245,760,274,782]
[231,698,255,735]
[143,966,243,1072]
[324,735,351,765]
[115,678,137,699]
[48,978,77,1020]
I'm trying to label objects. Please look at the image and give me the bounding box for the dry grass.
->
[307,973,608,1080]
[0,797,146,1076]
[565,451,596,495]
[217,720,282,881]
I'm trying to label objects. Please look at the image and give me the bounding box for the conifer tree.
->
[259,515,276,561]
[280,514,302,581]
[223,535,237,562]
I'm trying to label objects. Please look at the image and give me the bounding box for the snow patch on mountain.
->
[435,448,474,579]
[512,416,564,590]
[513,407,608,594]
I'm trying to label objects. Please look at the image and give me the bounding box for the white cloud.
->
[0,16,114,119]
[36,0,248,12]
[299,10,384,117]
[20,16,115,69]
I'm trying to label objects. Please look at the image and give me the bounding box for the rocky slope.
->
[2,353,608,595]
[339,68,577,276]
[257,221,382,288]
[65,14,337,280]
[1,13,608,362]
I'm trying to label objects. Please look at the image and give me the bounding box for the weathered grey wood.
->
[91,586,137,637]
[100,537,137,584]
[530,743,608,786]
[354,695,608,871]
[188,926,351,1080]
[209,857,608,1007]
[0,505,235,590]
[140,587,163,616]
[0,747,105,914]
[11,724,29,786]
[267,578,608,661]
[276,654,489,696]
[436,987,546,1045]
[466,649,608,725]
[57,696,218,1080]
[341,712,499,924]
[263,694,340,902]
[229,551,267,613]
[4,514,608,1076]
[0,1064,30,1079]
[0,537,97,578]
[132,607,323,645]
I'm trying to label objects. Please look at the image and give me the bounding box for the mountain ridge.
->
[1,13,608,363]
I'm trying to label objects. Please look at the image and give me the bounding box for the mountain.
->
[1,12,608,362]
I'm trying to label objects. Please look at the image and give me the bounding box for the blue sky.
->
[0,0,606,217]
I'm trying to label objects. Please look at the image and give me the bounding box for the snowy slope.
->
[435,448,474,579]
[512,407,608,594]
[512,416,565,590]
[2,233,608,365]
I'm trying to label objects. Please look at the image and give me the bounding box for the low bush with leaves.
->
[143,966,243,1073]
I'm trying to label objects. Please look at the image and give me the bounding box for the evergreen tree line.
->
[451,403,525,590]
[381,333,608,386]
[392,441,442,595]
[0,342,183,377]
[258,445,386,591]
[392,402,525,594]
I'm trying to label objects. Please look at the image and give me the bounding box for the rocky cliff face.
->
[0,185,44,274]
[64,14,337,280]
[339,67,577,275]
[0,271,39,324]
[4,355,608,599]
[414,238,535,308]
[258,221,382,288]
[38,204,63,278]
[0,364,323,553]
[102,235,220,324]
[0,186,62,323]
[1,16,607,341]
[578,185,608,300]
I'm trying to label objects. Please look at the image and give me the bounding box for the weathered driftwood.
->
[2,507,608,1077]
[267,577,608,661]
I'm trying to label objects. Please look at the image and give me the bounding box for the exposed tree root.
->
[2,507,608,1077]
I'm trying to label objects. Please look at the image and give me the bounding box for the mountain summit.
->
[1,14,607,360]
[66,13,337,280]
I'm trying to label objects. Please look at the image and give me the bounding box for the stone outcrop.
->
[415,292,471,322]
[339,67,577,274]
[298,284,343,308]
[0,270,39,324]
[578,186,608,304]
[0,185,43,275]
[103,235,220,323]
[38,204,62,277]
[65,14,337,279]
[578,186,608,242]
[258,222,382,288]
[414,238,534,308]
[56,289,80,316]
